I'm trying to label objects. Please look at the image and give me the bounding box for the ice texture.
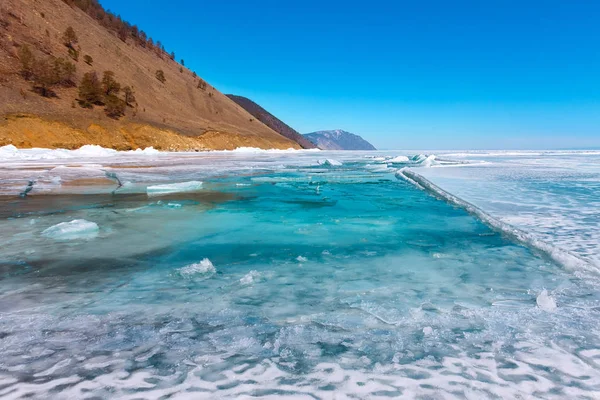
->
[536,289,557,311]
[178,258,216,277]
[1,148,600,399]
[318,158,343,166]
[41,219,99,240]
[146,181,203,196]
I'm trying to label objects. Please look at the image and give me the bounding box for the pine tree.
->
[18,45,35,80]
[62,26,78,48]
[104,95,126,119]
[123,86,136,106]
[78,71,103,107]
[155,69,166,83]
[102,71,121,96]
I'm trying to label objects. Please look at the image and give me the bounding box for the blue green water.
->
[1,150,600,399]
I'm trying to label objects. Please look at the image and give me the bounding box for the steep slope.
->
[0,0,300,150]
[304,130,376,150]
[226,95,317,149]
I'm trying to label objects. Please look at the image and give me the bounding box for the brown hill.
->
[226,95,317,149]
[0,0,301,150]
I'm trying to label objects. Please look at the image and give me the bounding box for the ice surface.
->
[1,148,600,398]
[41,219,99,240]
[146,180,203,196]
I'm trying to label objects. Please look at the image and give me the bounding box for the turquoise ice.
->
[1,148,599,398]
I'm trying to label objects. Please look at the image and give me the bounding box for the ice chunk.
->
[318,159,343,167]
[240,270,260,285]
[423,326,433,336]
[296,256,307,262]
[146,181,203,196]
[178,258,216,277]
[536,289,557,312]
[131,147,159,155]
[71,145,118,157]
[41,220,99,240]
[389,156,409,163]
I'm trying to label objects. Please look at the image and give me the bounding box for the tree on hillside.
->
[181,59,184,66]
[31,58,58,97]
[62,26,78,48]
[53,58,77,86]
[123,86,136,107]
[83,54,93,65]
[170,51,175,60]
[18,45,35,80]
[155,69,166,83]
[78,71,103,107]
[104,95,126,119]
[102,71,121,96]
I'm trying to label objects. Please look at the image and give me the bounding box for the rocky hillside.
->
[0,0,301,150]
[304,130,376,150]
[226,95,316,149]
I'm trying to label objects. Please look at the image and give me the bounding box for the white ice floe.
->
[423,326,434,336]
[178,258,216,277]
[536,289,557,312]
[41,219,99,240]
[296,256,308,262]
[318,159,343,167]
[240,270,261,285]
[396,168,594,273]
[146,181,203,196]
[388,155,410,163]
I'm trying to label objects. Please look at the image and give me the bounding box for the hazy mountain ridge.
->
[226,95,317,149]
[304,130,376,150]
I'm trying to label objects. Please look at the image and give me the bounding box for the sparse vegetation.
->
[83,54,93,65]
[62,0,176,60]
[155,69,166,83]
[181,59,184,66]
[19,46,77,97]
[197,79,207,90]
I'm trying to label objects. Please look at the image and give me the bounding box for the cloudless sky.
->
[99,0,599,149]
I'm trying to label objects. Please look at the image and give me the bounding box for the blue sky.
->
[100,0,600,149]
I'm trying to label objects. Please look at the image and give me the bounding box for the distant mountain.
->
[304,130,376,150]
[226,95,317,149]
